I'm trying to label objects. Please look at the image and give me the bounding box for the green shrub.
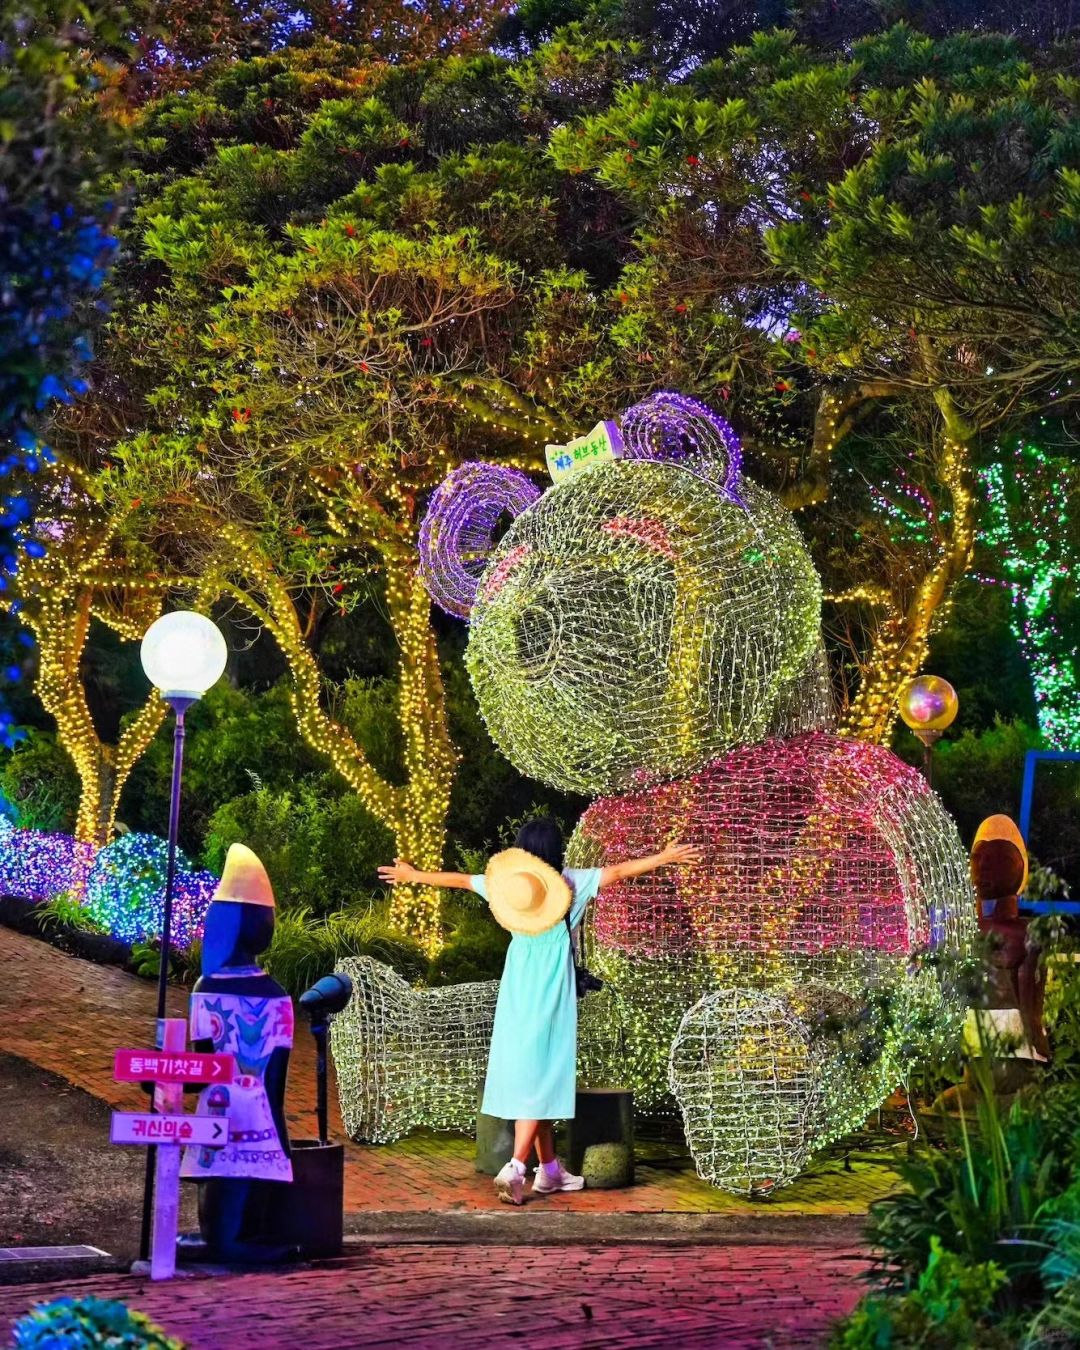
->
[868,1078,1065,1294]
[1032,915,1080,1083]
[262,900,426,998]
[0,729,80,832]
[10,1296,185,1349]
[1027,1216,1080,1346]
[897,718,1080,889]
[831,1238,1010,1350]
[900,718,1042,844]
[119,682,326,849]
[428,890,509,985]
[203,779,393,915]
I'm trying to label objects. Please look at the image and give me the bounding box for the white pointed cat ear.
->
[620,391,743,502]
[419,462,541,619]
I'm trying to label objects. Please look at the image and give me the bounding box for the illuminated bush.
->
[84,832,215,948]
[0,816,94,900]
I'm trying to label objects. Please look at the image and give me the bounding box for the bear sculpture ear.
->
[419,462,541,619]
[620,391,742,502]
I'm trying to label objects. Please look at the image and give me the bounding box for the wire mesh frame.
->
[567,733,975,1126]
[331,957,498,1144]
[330,958,631,1144]
[667,985,879,1196]
[467,465,823,798]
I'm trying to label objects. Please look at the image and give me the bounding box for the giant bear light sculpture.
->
[389,392,974,1194]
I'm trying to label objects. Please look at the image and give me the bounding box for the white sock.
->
[509,1157,527,1175]
[541,1158,561,1179]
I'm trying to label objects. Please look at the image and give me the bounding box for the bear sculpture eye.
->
[514,602,560,680]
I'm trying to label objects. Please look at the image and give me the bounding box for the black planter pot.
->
[263,1140,345,1259]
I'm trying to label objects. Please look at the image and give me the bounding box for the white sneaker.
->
[494,1160,525,1206]
[532,1159,585,1194]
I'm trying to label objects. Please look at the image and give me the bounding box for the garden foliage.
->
[9,1296,184,1350]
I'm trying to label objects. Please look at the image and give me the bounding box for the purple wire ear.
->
[419,462,542,619]
[620,392,743,501]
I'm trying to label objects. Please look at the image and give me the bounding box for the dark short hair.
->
[514,816,565,872]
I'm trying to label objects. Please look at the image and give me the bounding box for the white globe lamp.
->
[140,610,228,701]
[136,609,227,1268]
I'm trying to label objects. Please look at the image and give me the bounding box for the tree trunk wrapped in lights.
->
[837,430,976,744]
[1,514,172,846]
[202,523,454,953]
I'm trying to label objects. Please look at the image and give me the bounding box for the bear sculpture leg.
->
[668,986,889,1196]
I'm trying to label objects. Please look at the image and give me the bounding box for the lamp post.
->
[898,675,958,787]
[137,610,227,1261]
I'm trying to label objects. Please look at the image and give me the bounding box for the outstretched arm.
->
[599,842,701,891]
[378,859,475,890]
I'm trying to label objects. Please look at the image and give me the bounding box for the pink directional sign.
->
[111,1112,228,1147]
[113,1049,235,1085]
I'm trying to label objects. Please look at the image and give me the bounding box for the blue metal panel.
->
[1016,749,1080,914]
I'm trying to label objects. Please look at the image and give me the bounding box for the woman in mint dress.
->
[380,818,699,1204]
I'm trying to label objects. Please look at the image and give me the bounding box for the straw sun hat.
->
[213,843,276,908]
[484,848,572,936]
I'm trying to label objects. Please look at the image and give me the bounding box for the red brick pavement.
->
[0,1243,870,1349]
[0,925,899,1217]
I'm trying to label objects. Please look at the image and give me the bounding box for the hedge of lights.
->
[0,820,215,948]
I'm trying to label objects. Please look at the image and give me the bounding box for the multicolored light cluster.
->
[0,817,95,900]
[84,833,216,949]
[980,442,1080,749]
[0,821,214,949]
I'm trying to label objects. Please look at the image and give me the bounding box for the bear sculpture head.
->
[421,393,827,795]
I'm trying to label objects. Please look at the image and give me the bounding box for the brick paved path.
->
[0,1244,869,1348]
[0,925,899,1216]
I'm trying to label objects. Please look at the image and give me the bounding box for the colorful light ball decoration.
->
[898,675,959,746]
[565,731,974,1185]
[418,462,541,620]
[83,833,214,948]
[465,462,822,797]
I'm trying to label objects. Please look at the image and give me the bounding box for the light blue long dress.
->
[472,867,603,1120]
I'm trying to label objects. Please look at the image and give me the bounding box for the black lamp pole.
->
[138,695,194,1262]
